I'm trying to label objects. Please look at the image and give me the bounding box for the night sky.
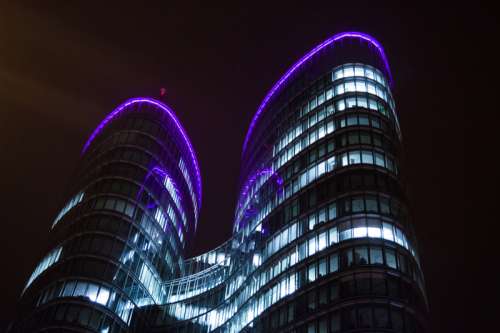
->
[0,2,465,332]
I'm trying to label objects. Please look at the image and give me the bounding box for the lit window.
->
[308,237,317,255]
[345,81,355,92]
[354,66,364,76]
[358,97,368,108]
[329,227,338,245]
[361,151,374,164]
[349,151,361,164]
[344,66,354,77]
[318,232,327,251]
[326,88,333,100]
[335,84,345,95]
[308,264,317,282]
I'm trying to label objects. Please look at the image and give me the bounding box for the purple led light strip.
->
[242,31,392,155]
[82,97,202,207]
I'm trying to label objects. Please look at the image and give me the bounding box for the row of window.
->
[179,158,199,225]
[240,119,396,221]
[78,194,181,260]
[274,93,393,159]
[161,217,417,330]
[259,273,425,332]
[23,301,126,333]
[24,247,62,291]
[52,192,84,228]
[35,253,163,311]
[298,74,392,121]
[88,112,180,160]
[60,231,166,304]
[86,108,200,202]
[264,215,414,263]
[81,141,197,229]
[73,174,186,257]
[273,112,390,171]
[332,63,388,86]
[221,240,422,333]
[283,192,407,231]
[36,278,134,324]
[267,304,420,333]
[238,147,398,234]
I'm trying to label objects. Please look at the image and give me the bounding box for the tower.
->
[13,98,201,332]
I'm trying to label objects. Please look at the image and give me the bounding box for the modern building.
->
[12,32,429,333]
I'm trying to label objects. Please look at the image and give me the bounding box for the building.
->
[12,32,429,333]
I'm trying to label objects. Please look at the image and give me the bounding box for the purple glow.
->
[242,31,392,155]
[238,167,283,209]
[82,97,202,208]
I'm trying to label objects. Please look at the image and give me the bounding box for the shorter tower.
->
[13,98,201,332]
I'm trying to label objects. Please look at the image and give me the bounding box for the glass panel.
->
[329,254,339,272]
[370,247,384,265]
[308,264,317,282]
[319,258,327,277]
[385,249,397,269]
[361,151,373,164]
[354,247,369,265]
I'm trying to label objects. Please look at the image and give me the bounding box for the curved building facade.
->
[13,98,202,332]
[13,32,429,333]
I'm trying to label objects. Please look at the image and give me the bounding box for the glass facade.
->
[12,32,429,333]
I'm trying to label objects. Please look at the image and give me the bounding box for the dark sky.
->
[0,1,466,332]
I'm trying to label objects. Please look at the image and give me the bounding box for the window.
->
[352,197,364,212]
[380,197,390,214]
[365,196,378,212]
[329,227,338,245]
[374,152,385,167]
[336,99,345,111]
[319,257,327,276]
[343,249,353,267]
[308,237,317,255]
[358,97,368,108]
[370,247,384,265]
[319,317,328,333]
[344,66,354,77]
[347,116,357,126]
[392,308,404,332]
[346,97,356,108]
[318,232,327,251]
[374,306,389,328]
[359,115,369,126]
[307,291,317,314]
[326,88,333,100]
[329,253,339,273]
[385,249,398,269]
[354,66,364,76]
[354,247,368,265]
[349,151,361,164]
[361,150,373,164]
[358,306,372,328]
[331,311,341,332]
[308,264,317,282]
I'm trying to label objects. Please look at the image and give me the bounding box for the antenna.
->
[160,87,167,98]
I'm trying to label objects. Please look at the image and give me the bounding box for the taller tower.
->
[234,32,429,332]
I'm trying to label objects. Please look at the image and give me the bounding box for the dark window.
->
[330,311,341,333]
[358,306,372,328]
[373,306,389,328]
[354,247,369,265]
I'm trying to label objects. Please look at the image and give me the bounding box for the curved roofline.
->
[82,97,202,208]
[242,31,392,155]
